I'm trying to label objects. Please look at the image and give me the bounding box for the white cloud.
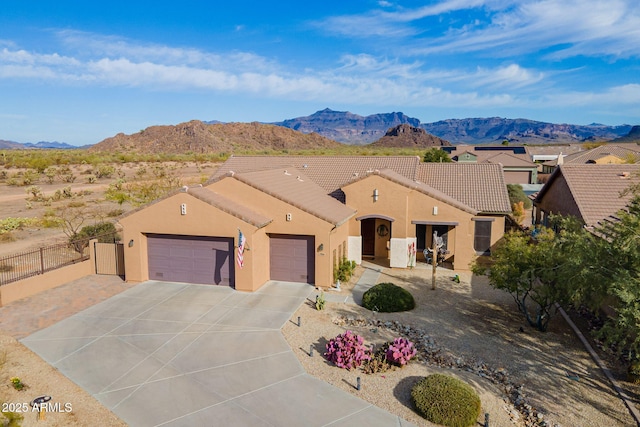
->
[0,30,636,119]
[412,0,640,59]
[314,0,640,60]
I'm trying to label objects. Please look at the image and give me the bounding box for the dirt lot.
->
[0,161,219,257]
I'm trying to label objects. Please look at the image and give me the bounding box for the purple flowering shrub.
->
[385,337,417,366]
[324,330,371,370]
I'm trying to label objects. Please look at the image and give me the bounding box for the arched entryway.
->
[358,215,393,259]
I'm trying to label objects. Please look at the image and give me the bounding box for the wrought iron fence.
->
[0,233,117,286]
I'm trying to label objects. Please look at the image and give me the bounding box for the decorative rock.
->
[332,314,555,427]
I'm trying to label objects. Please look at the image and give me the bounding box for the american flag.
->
[237,230,246,268]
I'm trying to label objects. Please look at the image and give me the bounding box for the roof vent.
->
[228,170,235,176]
[284,170,291,175]
[353,172,359,177]
[296,176,304,182]
[303,164,308,168]
[620,171,631,178]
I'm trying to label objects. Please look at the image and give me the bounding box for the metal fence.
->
[0,234,117,286]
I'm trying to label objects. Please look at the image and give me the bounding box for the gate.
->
[94,242,125,277]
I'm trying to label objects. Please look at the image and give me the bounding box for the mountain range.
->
[272,109,633,145]
[1,109,637,149]
[0,140,78,149]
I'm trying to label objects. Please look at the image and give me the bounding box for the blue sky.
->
[1,0,639,146]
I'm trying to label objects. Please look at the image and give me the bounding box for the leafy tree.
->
[472,216,592,331]
[580,196,640,359]
[422,148,452,163]
[507,184,532,209]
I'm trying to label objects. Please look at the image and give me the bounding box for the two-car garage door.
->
[147,234,234,287]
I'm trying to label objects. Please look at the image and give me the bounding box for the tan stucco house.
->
[119,156,511,292]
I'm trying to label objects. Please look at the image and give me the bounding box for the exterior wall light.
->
[317,243,324,252]
[128,239,134,247]
[373,189,379,202]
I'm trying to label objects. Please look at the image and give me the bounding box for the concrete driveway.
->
[21,280,416,427]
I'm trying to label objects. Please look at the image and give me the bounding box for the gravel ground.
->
[282,263,635,427]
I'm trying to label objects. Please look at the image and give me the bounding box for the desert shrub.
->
[628,361,640,384]
[0,217,38,234]
[95,165,115,178]
[44,166,57,183]
[25,185,43,200]
[20,169,40,186]
[411,374,481,427]
[362,343,392,374]
[386,337,417,366]
[106,208,125,217]
[86,175,97,183]
[334,257,356,283]
[0,232,16,243]
[362,282,415,312]
[75,222,119,242]
[315,292,326,310]
[324,330,371,370]
[0,407,23,426]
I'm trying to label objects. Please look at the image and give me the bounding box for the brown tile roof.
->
[186,186,273,228]
[343,169,478,214]
[232,168,356,226]
[536,164,640,227]
[416,163,512,213]
[547,144,640,166]
[211,156,420,200]
[524,144,584,157]
[213,155,510,214]
[481,152,537,168]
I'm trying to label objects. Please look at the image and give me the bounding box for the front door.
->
[362,218,375,257]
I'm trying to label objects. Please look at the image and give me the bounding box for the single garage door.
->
[270,234,314,284]
[147,234,234,287]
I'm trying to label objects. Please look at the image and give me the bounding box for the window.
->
[474,220,492,255]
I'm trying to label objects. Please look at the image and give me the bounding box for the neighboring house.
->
[540,144,640,174]
[524,144,584,163]
[533,164,640,229]
[442,146,538,184]
[481,152,538,185]
[120,156,511,292]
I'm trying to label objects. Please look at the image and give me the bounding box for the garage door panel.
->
[270,235,314,284]
[147,235,234,287]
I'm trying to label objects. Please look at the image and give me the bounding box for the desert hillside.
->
[369,124,451,148]
[90,120,344,154]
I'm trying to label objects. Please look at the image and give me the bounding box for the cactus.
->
[386,337,417,366]
[324,330,371,370]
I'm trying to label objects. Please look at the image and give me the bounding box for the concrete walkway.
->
[21,279,416,427]
[321,260,383,305]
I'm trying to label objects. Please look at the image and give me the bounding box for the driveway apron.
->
[21,280,416,427]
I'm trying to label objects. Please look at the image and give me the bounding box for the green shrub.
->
[628,360,640,383]
[362,282,415,312]
[411,374,481,427]
[334,257,356,283]
[75,222,119,242]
